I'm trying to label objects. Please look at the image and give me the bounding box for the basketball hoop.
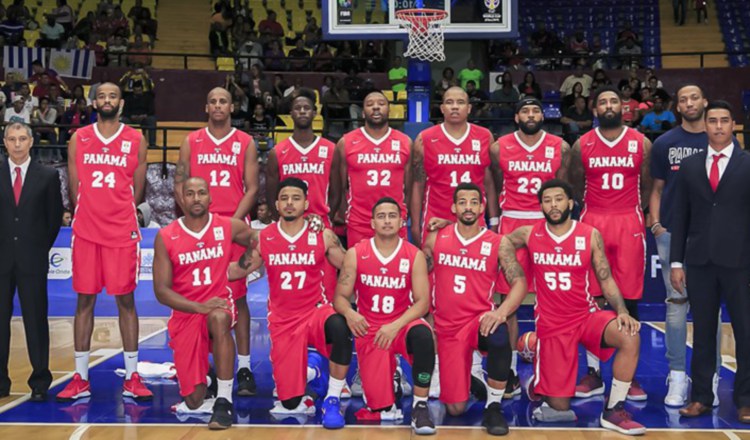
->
[395,8,448,62]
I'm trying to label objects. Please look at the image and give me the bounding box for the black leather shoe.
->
[30,388,48,402]
[0,389,9,398]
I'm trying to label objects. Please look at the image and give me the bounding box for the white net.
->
[397,10,447,63]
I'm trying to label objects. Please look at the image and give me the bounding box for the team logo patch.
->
[196,242,205,248]
[121,141,131,154]
[472,139,481,152]
[213,227,224,241]
[575,236,586,251]
[232,141,241,155]
[391,140,400,151]
[480,242,492,256]
[399,258,410,273]
[308,232,318,246]
[319,146,329,158]
[628,140,638,153]
[545,146,554,159]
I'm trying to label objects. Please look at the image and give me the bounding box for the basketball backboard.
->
[322,0,517,40]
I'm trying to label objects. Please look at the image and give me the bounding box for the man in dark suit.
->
[670,101,750,422]
[0,122,63,401]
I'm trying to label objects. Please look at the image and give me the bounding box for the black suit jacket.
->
[0,158,63,275]
[670,147,750,268]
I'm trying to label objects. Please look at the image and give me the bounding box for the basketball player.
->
[231,178,352,429]
[57,82,152,402]
[154,177,256,430]
[336,90,412,247]
[502,179,645,436]
[489,98,571,397]
[174,87,260,397]
[410,86,498,247]
[334,197,436,434]
[569,86,652,400]
[423,183,527,436]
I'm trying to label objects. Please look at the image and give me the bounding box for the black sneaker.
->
[411,401,436,435]
[504,371,521,398]
[470,375,488,401]
[208,397,234,430]
[482,402,509,436]
[394,369,404,401]
[236,368,257,396]
[206,369,217,399]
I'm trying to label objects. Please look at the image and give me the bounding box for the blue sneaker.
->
[321,396,345,429]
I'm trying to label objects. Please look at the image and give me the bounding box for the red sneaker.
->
[123,373,153,401]
[56,373,91,402]
[600,401,647,435]
[575,368,605,398]
[627,378,648,401]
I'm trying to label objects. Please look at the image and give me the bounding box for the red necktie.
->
[13,167,22,205]
[709,153,723,192]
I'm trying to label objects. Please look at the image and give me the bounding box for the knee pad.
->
[486,323,510,349]
[325,313,353,365]
[406,324,435,388]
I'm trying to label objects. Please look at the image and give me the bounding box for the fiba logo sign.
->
[48,248,72,279]
[482,0,502,23]
[139,249,155,281]
[484,0,500,13]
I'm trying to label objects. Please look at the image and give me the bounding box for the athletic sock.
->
[124,351,138,380]
[608,379,631,409]
[75,351,90,381]
[510,350,518,374]
[413,395,428,407]
[486,385,503,408]
[237,354,251,372]
[586,351,600,372]
[472,350,483,369]
[326,377,347,399]
[217,379,234,403]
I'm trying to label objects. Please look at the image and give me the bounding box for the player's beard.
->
[365,114,387,130]
[458,212,479,226]
[681,107,704,122]
[544,206,571,225]
[519,119,542,135]
[98,104,120,120]
[598,111,622,129]
[282,214,300,222]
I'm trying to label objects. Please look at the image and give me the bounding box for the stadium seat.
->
[383,90,395,102]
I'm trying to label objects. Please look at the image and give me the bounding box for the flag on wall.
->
[49,49,95,79]
[2,47,46,79]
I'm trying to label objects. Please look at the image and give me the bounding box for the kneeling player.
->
[153,177,256,430]
[231,178,352,429]
[334,197,436,435]
[502,179,645,436]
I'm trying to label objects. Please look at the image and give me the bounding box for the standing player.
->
[569,86,652,400]
[174,87,260,397]
[490,98,571,397]
[423,183,527,436]
[337,90,412,247]
[231,178,352,429]
[334,197,436,434]
[58,82,151,401]
[154,177,256,430]
[410,86,498,247]
[502,179,645,435]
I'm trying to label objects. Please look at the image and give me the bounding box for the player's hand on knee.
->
[479,311,506,337]
[373,323,398,350]
[670,267,686,294]
[427,217,451,232]
[616,313,640,336]
[198,297,230,314]
[345,311,369,337]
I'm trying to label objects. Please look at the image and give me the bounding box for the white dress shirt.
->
[8,156,31,187]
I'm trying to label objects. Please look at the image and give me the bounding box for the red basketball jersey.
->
[275,136,335,222]
[260,222,328,325]
[580,127,644,214]
[188,127,253,217]
[421,123,492,227]
[72,123,142,246]
[344,128,410,230]
[527,221,598,338]
[160,214,235,320]
[431,225,500,334]
[354,238,419,332]
[498,131,563,214]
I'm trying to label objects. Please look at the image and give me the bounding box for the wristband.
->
[489,217,500,227]
[650,222,662,233]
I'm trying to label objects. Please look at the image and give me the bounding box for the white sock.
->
[326,377,347,399]
[124,351,138,380]
[510,350,518,374]
[206,374,213,388]
[217,379,234,403]
[486,385,503,408]
[413,395,428,407]
[472,350,483,368]
[237,354,251,372]
[75,351,90,381]
[586,351,600,372]
[608,379,631,409]
[307,366,318,383]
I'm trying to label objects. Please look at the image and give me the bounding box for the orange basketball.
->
[517,331,538,363]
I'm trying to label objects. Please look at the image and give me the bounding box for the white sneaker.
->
[428,364,440,399]
[396,364,413,397]
[712,373,720,407]
[171,397,215,414]
[341,384,352,399]
[269,395,316,416]
[664,371,689,407]
[350,372,363,397]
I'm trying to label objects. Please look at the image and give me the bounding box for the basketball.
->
[517,331,538,363]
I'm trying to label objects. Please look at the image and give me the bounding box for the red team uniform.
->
[259,222,336,401]
[188,127,254,299]
[352,238,428,409]
[495,131,564,293]
[274,136,338,298]
[72,124,142,295]
[431,225,501,404]
[161,214,236,397]
[527,221,616,397]
[579,127,646,299]
[421,123,492,241]
[343,128,410,246]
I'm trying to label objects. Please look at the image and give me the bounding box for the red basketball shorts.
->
[532,310,616,398]
[435,317,483,404]
[229,242,248,300]
[495,216,543,294]
[356,319,431,409]
[71,234,140,295]
[269,305,336,401]
[579,210,645,300]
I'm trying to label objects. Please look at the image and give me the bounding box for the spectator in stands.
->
[561,81,585,110]
[458,59,484,90]
[641,69,663,89]
[130,25,153,49]
[334,41,357,73]
[322,77,350,132]
[127,36,153,67]
[29,61,67,90]
[137,203,161,228]
[120,66,155,93]
[249,103,274,151]
[107,35,129,66]
[111,6,130,36]
[248,64,272,100]
[361,40,383,72]
[135,7,158,41]
[560,95,593,143]
[695,0,707,24]
[264,39,285,71]
[1,72,20,105]
[31,97,58,143]
[209,7,231,57]
[73,12,95,43]
[673,0,687,25]
[616,21,639,47]
[127,0,148,22]
[13,83,38,115]
[0,92,5,117]
[518,71,542,100]
[490,71,519,127]
[466,80,490,122]
[6,0,29,25]
[230,15,247,51]
[639,93,676,134]
[283,77,303,98]
[590,34,611,70]
[60,99,92,144]
[210,2,232,31]
[593,69,612,87]
[270,74,288,99]
[237,33,264,69]
[312,42,335,72]
[0,9,24,45]
[47,84,65,116]
[230,96,250,131]
[647,75,667,97]
[3,96,30,125]
[638,87,654,117]
[617,37,642,69]
[86,34,107,66]
[287,39,311,71]
[350,78,376,129]
[530,22,555,55]
[343,67,364,99]
[260,91,277,119]
[388,56,408,93]
[50,0,74,34]
[96,0,115,16]
[568,30,589,55]
[559,58,592,97]
[62,210,72,226]
[620,84,638,126]
[121,81,157,146]
[31,73,56,99]
[258,10,283,41]
[303,17,320,48]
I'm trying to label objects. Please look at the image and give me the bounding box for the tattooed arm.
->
[505,225,533,250]
[480,236,528,336]
[324,229,347,269]
[409,134,425,247]
[334,248,370,337]
[174,136,191,213]
[591,229,627,314]
[568,140,585,204]
[421,229,437,272]
[229,233,263,281]
[556,140,572,181]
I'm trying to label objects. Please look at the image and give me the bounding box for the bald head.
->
[184,176,209,192]
[443,86,469,103]
[182,177,211,218]
[207,87,232,103]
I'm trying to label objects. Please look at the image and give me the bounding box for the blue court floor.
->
[2,277,745,431]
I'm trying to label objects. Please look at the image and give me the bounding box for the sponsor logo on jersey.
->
[628,140,638,153]
[308,232,318,246]
[391,140,400,151]
[121,140,131,154]
[319,146,329,158]
[545,146,554,159]
[480,242,492,256]
[575,236,586,251]
[399,258,410,273]
[213,227,224,241]
[472,139,481,152]
[232,141,241,155]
